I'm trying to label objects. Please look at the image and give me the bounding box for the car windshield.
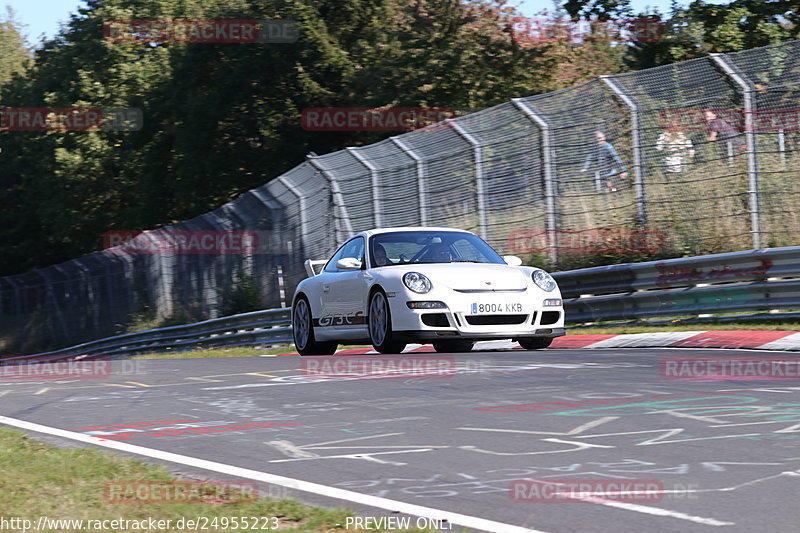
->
[369,231,505,267]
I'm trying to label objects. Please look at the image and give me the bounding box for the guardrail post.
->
[390,137,428,226]
[601,75,647,226]
[511,98,558,265]
[449,119,488,241]
[347,147,382,228]
[307,155,354,242]
[711,53,762,249]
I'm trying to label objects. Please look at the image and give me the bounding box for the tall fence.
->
[2,40,799,354]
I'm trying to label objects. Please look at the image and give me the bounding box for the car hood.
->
[401,263,530,291]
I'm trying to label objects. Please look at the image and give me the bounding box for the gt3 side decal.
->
[313,311,366,327]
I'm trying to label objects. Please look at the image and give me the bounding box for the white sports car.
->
[291,227,565,355]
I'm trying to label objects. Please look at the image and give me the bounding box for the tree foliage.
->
[0,6,30,86]
[0,0,793,276]
[625,0,799,68]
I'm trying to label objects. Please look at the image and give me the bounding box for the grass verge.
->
[0,427,449,533]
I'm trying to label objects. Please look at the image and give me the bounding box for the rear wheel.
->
[432,340,474,353]
[368,290,406,354]
[518,337,553,350]
[292,296,337,356]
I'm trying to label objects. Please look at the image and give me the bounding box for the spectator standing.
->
[704,110,746,157]
[656,126,695,174]
[580,131,628,192]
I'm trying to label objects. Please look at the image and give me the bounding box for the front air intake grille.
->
[540,311,561,325]
[465,314,528,326]
[422,313,450,327]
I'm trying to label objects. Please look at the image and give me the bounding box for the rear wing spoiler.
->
[304,259,327,277]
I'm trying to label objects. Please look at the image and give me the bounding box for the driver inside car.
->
[372,243,392,266]
[424,244,453,263]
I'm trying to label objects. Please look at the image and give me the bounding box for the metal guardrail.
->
[4,308,291,362]
[7,247,800,362]
[554,246,800,322]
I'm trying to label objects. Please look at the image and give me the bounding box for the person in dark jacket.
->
[704,109,746,156]
[579,131,628,192]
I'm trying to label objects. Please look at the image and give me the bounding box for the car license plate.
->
[470,302,523,315]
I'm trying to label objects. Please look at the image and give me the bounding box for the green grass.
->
[0,427,451,533]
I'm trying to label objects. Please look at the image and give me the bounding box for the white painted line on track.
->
[0,415,548,533]
[567,495,734,526]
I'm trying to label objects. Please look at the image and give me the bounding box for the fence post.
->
[601,75,647,226]
[711,53,762,249]
[143,231,174,320]
[391,137,428,226]
[307,155,354,242]
[277,175,309,259]
[511,98,558,266]
[449,119,488,240]
[347,147,382,228]
[5,277,23,344]
[37,269,71,345]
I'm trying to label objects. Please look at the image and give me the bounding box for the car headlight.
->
[532,270,557,292]
[403,272,432,293]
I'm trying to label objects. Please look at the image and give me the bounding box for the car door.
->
[319,237,368,334]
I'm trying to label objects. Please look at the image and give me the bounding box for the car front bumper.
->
[388,290,565,342]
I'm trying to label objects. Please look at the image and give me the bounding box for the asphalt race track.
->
[2,347,800,533]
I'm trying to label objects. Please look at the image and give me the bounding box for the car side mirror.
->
[503,255,523,266]
[335,257,363,270]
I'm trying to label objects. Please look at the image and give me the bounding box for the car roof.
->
[356,227,475,239]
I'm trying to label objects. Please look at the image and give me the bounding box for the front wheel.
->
[432,340,474,353]
[518,337,553,350]
[292,297,338,356]
[368,290,406,354]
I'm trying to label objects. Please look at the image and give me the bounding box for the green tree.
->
[626,0,799,69]
[0,6,30,86]
[0,0,550,275]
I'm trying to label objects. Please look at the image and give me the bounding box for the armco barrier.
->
[553,246,800,322]
[8,247,800,361]
[5,308,291,362]
[552,247,798,298]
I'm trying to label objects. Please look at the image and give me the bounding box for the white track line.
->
[0,415,546,533]
[565,495,734,526]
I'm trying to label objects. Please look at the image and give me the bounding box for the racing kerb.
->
[12,247,800,361]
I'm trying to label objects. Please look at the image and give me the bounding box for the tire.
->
[518,337,553,350]
[432,340,474,353]
[292,296,338,356]
[368,290,406,354]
